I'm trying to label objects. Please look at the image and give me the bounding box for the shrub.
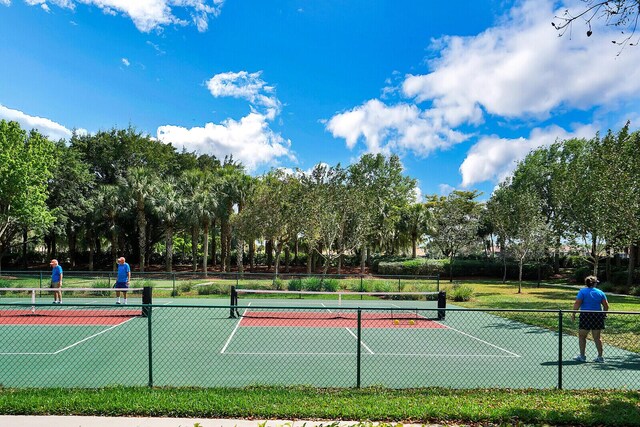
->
[287,278,303,291]
[450,283,474,302]
[196,283,227,295]
[272,278,285,290]
[573,266,593,284]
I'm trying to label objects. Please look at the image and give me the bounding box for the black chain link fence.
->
[1,300,638,389]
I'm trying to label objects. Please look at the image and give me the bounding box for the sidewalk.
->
[0,416,442,427]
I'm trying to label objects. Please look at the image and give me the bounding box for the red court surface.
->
[239,311,447,329]
[0,309,141,325]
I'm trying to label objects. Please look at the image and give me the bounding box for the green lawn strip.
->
[0,387,638,426]
[452,281,640,352]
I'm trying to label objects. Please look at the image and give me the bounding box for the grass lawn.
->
[1,386,639,426]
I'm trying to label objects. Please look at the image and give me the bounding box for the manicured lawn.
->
[1,386,639,426]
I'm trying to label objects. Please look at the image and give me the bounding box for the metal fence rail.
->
[0,302,638,389]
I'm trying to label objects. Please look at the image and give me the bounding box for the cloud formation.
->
[327,99,467,156]
[327,0,640,187]
[15,0,225,32]
[157,71,294,171]
[459,124,598,187]
[0,104,75,141]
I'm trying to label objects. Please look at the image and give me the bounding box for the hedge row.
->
[375,258,553,280]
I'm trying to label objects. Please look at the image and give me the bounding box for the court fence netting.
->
[0,286,638,390]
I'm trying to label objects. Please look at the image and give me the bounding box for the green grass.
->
[0,386,639,426]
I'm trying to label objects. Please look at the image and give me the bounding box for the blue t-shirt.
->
[117,262,130,283]
[576,287,607,311]
[51,265,63,282]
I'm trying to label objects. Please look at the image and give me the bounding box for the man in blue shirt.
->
[572,275,609,362]
[49,259,63,304]
[114,257,131,305]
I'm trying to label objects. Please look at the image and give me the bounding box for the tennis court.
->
[0,288,638,389]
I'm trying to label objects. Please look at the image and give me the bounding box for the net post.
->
[142,286,152,318]
[437,291,446,320]
[229,286,237,318]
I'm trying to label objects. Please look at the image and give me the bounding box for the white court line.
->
[220,302,251,354]
[0,316,137,356]
[222,352,518,357]
[439,324,521,357]
[345,327,374,354]
[321,303,373,353]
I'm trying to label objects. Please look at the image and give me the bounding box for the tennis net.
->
[0,287,151,318]
[230,287,446,321]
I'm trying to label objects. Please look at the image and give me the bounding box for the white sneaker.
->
[123,300,127,305]
[593,356,605,363]
[573,355,586,362]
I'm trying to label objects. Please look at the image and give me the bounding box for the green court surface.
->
[0,295,638,389]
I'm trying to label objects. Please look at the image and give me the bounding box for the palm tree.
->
[156,178,184,272]
[125,167,159,272]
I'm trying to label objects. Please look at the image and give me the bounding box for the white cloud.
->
[459,124,598,187]
[206,71,281,117]
[0,0,11,6]
[0,104,73,141]
[402,0,640,123]
[19,0,225,32]
[157,112,294,171]
[438,184,455,196]
[121,57,130,67]
[326,99,468,156]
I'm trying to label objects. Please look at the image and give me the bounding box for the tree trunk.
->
[88,227,94,272]
[191,225,198,272]
[360,244,366,273]
[202,219,209,276]
[628,243,638,287]
[518,257,524,293]
[449,254,454,283]
[553,235,561,274]
[412,236,417,259]
[236,238,244,274]
[284,246,290,273]
[249,239,255,272]
[266,239,273,270]
[307,248,313,274]
[211,218,217,268]
[137,202,146,273]
[165,225,174,272]
[110,223,118,272]
[219,218,227,271]
[21,227,27,269]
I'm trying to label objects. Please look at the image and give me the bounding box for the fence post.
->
[436,274,440,292]
[39,271,42,289]
[147,308,153,387]
[356,308,362,388]
[558,310,563,390]
[108,272,111,287]
[172,273,176,297]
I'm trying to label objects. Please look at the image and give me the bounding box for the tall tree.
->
[0,121,56,268]
[426,190,481,282]
[125,167,159,272]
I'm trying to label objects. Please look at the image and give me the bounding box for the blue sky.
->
[1,0,640,200]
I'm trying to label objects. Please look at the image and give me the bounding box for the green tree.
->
[0,120,56,268]
[426,190,481,282]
